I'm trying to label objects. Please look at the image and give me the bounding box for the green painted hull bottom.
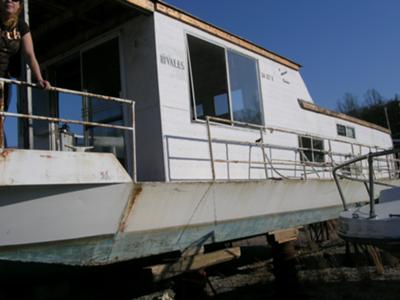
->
[0,205,343,266]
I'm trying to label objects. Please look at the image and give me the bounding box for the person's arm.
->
[21,32,51,89]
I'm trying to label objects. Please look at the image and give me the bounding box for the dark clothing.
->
[0,20,29,113]
[0,20,30,78]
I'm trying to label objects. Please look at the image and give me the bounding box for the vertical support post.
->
[328,140,333,174]
[368,154,376,218]
[23,0,34,149]
[49,121,57,150]
[350,143,356,178]
[299,138,307,180]
[82,95,90,147]
[206,117,216,181]
[260,128,268,179]
[386,153,392,179]
[267,231,299,295]
[132,102,137,182]
[0,81,4,149]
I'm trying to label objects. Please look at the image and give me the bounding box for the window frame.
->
[298,136,325,163]
[186,33,265,127]
[336,123,356,139]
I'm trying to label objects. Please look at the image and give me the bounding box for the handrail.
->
[204,115,389,151]
[204,115,398,182]
[0,78,134,104]
[333,149,400,217]
[0,78,137,181]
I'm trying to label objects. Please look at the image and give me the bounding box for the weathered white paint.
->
[0,183,132,246]
[0,175,398,265]
[0,149,131,185]
[0,6,396,266]
[152,12,393,181]
[339,201,400,240]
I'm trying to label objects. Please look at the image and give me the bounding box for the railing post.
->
[299,138,307,179]
[368,154,376,218]
[260,128,268,179]
[132,102,137,182]
[0,81,4,149]
[328,139,333,170]
[206,116,216,181]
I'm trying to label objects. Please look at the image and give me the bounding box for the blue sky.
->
[167,0,400,110]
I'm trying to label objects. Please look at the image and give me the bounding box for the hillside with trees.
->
[336,89,400,146]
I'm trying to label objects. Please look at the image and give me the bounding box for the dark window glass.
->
[337,124,346,136]
[227,51,263,125]
[299,136,325,163]
[337,124,356,139]
[188,35,230,120]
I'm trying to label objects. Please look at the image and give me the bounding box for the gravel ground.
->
[137,239,400,300]
[2,228,400,300]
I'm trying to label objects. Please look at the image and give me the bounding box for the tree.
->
[337,93,360,116]
[336,90,400,144]
[364,89,384,106]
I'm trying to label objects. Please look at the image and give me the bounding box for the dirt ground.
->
[2,224,400,300]
[139,228,400,300]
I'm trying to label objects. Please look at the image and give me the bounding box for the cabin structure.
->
[20,0,393,181]
[0,0,398,266]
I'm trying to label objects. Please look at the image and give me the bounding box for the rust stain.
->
[0,149,12,159]
[119,184,143,233]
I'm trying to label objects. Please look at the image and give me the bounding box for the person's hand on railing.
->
[37,79,51,90]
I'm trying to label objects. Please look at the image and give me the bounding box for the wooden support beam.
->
[269,227,300,244]
[150,247,241,282]
[298,99,390,134]
[123,0,155,11]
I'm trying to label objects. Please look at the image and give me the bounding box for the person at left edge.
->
[0,0,51,113]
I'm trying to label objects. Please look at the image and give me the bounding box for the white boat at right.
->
[335,149,400,257]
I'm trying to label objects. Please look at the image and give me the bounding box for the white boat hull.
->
[1,149,399,265]
[338,189,400,257]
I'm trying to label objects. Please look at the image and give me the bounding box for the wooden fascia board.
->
[298,99,391,134]
[155,2,301,71]
[123,0,155,12]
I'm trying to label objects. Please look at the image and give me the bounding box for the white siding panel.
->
[152,12,393,181]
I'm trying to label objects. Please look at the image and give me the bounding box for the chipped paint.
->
[118,184,143,233]
[0,149,12,160]
[0,149,132,186]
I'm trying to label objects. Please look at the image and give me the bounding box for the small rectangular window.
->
[299,136,325,163]
[337,124,356,138]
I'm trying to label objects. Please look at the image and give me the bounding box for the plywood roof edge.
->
[298,99,391,134]
[124,0,155,12]
[154,1,301,71]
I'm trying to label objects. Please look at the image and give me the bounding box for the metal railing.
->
[333,149,400,218]
[205,116,399,182]
[0,78,137,181]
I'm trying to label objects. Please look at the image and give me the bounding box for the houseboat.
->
[0,0,398,266]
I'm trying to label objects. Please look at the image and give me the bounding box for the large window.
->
[299,136,325,163]
[228,51,263,125]
[188,35,263,125]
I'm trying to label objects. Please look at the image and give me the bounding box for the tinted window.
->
[188,35,230,120]
[228,51,263,125]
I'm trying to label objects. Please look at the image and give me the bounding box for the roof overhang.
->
[28,1,300,71]
[28,0,153,62]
